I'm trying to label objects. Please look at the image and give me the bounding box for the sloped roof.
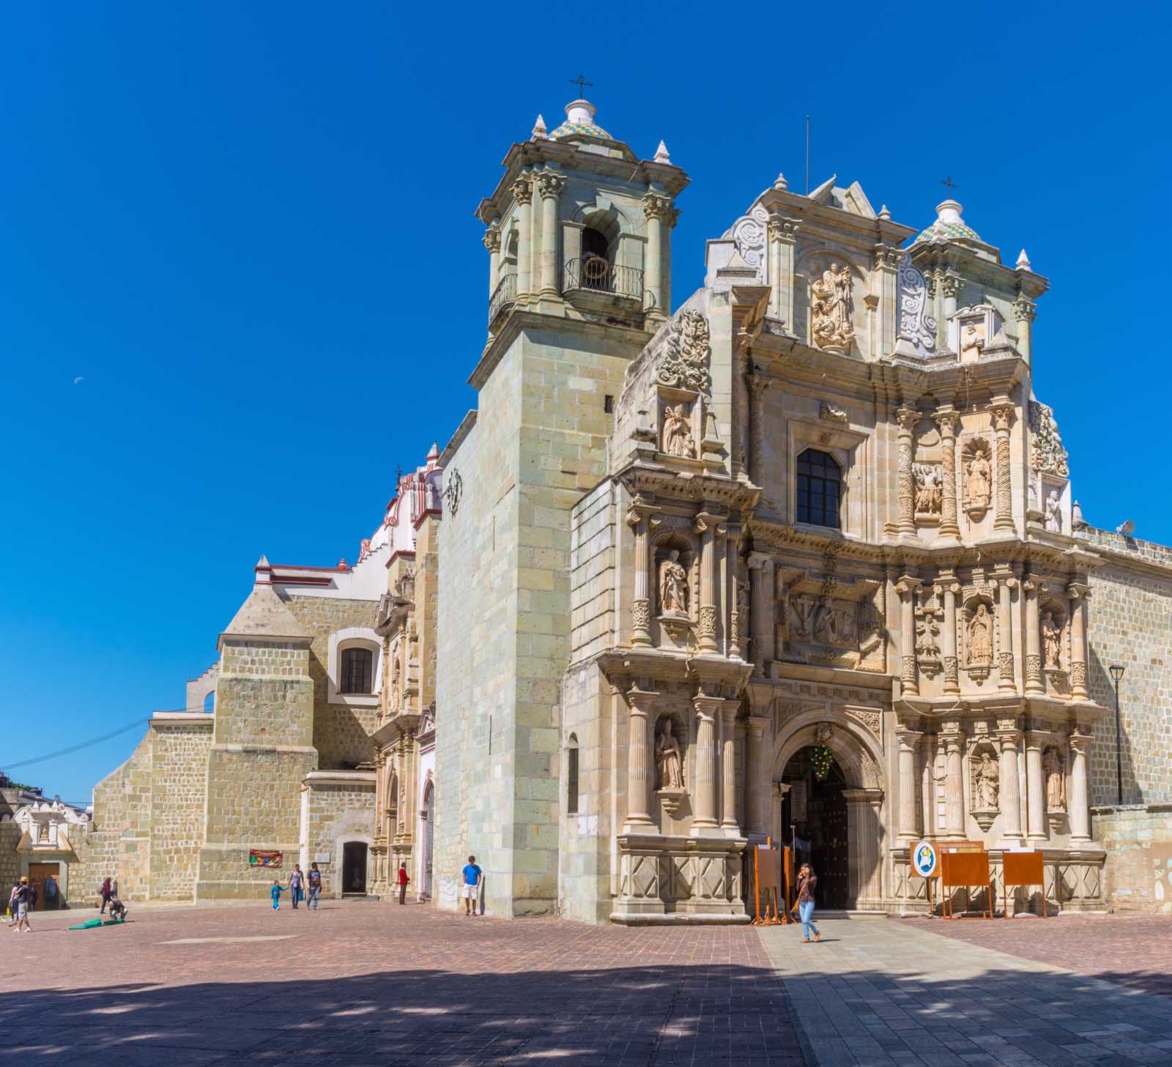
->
[219,577,310,647]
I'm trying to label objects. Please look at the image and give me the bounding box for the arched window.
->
[582,227,609,265]
[340,647,374,695]
[796,449,842,528]
[566,734,580,815]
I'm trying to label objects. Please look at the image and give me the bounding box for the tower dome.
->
[912,199,983,245]
[550,98,613,142]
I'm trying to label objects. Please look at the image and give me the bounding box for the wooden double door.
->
[27,862,62,910]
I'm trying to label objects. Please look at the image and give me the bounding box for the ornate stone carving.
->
[659,551,689,617]
[536,171,566,199]
[819,401,849,424]
[655,718,684,790]
[810,263,854,351]
[1070,661,1087,689]
[915,615,941,660]
[959,318,985,360]
[632,598,651,634]
[913,463,943,516]
[943,656,959,687]
[724,201,769,281]
[971,749,1000,828]
[967,603,993,665]
[897,254,937,357]
[1043,746,1066,811]
[1026,654,1042,686]
[642,193,674,221]
[661,404,695,457]
[964,443,992,511]
[657,309,711,395]
[442,468,463,515]
[482,228,501,254]
[847,707,882,740]
[1029,400,1069,476]
[697,604,717,639]
[814,722,834,745]
[1041,611,1062,669]
[1043,490,1062,533]
[511,177,533,205]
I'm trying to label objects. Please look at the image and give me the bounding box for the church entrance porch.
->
[781,748,849,908]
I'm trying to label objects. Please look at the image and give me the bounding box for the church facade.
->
[74,97,1172,919]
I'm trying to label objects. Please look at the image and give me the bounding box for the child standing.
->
[270,879,286,911]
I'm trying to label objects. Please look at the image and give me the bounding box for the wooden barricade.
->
[940,848,993,919]
[1002,850,1047,918]
[751,840,790,925]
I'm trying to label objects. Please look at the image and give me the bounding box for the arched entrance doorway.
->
[342,841,368,895]
[780,747,850,908]
[420,779,434,900]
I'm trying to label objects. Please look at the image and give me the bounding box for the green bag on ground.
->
[68,918,104,930]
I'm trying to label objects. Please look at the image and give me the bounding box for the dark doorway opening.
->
[341,842,368,895]
[780,746,850,908]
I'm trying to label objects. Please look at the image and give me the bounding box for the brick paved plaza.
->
[4,905,1172,1066]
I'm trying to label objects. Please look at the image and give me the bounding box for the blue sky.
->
[2,3,1169,800]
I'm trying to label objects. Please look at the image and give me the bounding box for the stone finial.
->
[774,172,788,190]
[1072,500,1086,530]
[878,204,891,220]
[565,98,596,125]
[426,442,440,467]
[255,555,272,585]
[1016,248,1032,270]
[532,114,548,140]
[338,557,349,569]
[936,199,965,225]
[653,140,671,164]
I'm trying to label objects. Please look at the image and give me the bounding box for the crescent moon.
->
[73,376,85,385]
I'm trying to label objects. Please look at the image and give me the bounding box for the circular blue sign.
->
[912,840,937,878]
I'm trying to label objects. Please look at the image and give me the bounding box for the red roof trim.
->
[274,575,335,588]
[412,507,442,531]
[270,563,351,573]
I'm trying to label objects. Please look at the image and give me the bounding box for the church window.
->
[567,734,580,815]
[582,226,609,265]
[340,647,374,695]
[796,449,842,528]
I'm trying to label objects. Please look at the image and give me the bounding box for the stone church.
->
[73,96,1172,920]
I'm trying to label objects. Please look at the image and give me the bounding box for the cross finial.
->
[940,175,959,193]
[569,73,593,96]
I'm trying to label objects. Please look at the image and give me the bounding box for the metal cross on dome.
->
[940,176,959,192]
[569,74,593,96]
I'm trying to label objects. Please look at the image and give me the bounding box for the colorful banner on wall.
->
[249,849,283,869]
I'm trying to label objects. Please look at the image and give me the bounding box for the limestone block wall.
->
[569,481,617,663]
[148,718,213,900]
[1093,805,1172,913]
[305,779,376,898]
[0,821,21,900]
[216,643,315,747]
[1083,532,1172,806]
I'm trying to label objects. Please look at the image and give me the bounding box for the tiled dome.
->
[550,99,612,141]
[912,200,983,245]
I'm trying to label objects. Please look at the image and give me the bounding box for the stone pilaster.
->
[692,693,722,832]
[536,171,565,298]
[748,554,774,674]
[895,407,918,535]
[725,524,743,660]
[1023,578,1043,694]
[695,512,722,654]
[934,407,961,541]
[643,193,673,324]
[1068,732,1092,842]
[990,399,1015,532]
[483,226,501,301]
[873,244,901,358]
[941,575,960,694]
[896,727,922,841]
[747,374,771,500]
[941,273,962,338]
[1068,582,1090,700]
[1013,293,1036,364]
[745,715,769,837]
[942,724,966,838]
[513,174,533,300]
[720,700,740,834]
[623,687,657,829]
[895,576,922,696]
[626,496,656,647]
[844,788,885,907]
[1024,731,1047,843]
[997,721,1024,844]
[767,215,799,327]
[995,568,1018,693]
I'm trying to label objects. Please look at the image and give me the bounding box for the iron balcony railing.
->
[488,273,517,323]
[563,256,644,301]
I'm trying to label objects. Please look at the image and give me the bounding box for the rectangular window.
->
[567,747,579,814]
[340,647,374,694]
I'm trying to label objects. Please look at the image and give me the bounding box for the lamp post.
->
[1109,664,1125,806]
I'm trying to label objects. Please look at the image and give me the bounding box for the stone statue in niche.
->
[1043,746,1066,810]
[965,449,992,508]
[655,719,683,790]
[960,321,986,361]
[973,752,1000,810]
[662,404,695,458]
[1041,611,1062,669]
[915,616,941,659]
[1044,490,1062,533]
[968,604,993,664]
[913,464,943,515]
[659,550,689,617]
[810,262,854,350]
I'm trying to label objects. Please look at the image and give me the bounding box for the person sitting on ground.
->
[107,894,128,922]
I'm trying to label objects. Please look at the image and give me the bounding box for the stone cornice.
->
[616,463,759,513]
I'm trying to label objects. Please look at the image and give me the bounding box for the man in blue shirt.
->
[462,855,482,916]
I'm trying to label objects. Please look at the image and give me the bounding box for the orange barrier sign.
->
[1002,850,1047,918]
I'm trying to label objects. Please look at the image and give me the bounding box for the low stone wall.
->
[1093,804,1172,913]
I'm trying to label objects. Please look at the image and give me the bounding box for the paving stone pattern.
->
[758,915,1172,1067]
[0,903,803,1066]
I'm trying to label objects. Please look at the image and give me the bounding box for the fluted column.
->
[941,575,960,694]
[990,399,1015,532]
[513,174,534,300]
[1068,582,1089,700]
[767,215,799,327]
[943,725,966,838]
[643,193,672,323]
[692,693,721,831]
[1023,578,1043,694]
[895,406,917,535]
[746,373,772,497]
[745,715,769,837]
[537,171,565,297]
[995,569,1018,692]
[623,687,657,829]
[626,497,655,647]
[897,727,922,841]
[748,554,774,674]
[1068,732,1091,842]
[1013,294,1036,364]
[720,700,740,834]
[997,723,1024,843]
[726,525,744,660]
[941,274,962,336]
[895,577,922,696]
[483,226,501,300]
[1024,732,1047,842]
[695,512,722,654]
[935,407,961,541]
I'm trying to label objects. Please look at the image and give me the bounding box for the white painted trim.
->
[326,628,383,707]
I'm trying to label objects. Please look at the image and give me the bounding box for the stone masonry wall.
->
[307,780,376,898]
[0,822,21,906]
[569,480,616,663]
[1093,805,1172,913]
[148,718,213,900]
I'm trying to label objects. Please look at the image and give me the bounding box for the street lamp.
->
[1109,664,1125,806]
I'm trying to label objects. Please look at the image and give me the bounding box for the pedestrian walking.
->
[461,855,482,917]
[288,864,305,910]
[98,876,113,914]
[796,863,820,944]
[12,877,32,933]
[7,881,18,927]
[397,862,410,905]
[270,879,286,911]
[44,874,58,910]
[307,862,322,911]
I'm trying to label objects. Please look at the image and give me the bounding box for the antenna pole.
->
[805,115,810,194]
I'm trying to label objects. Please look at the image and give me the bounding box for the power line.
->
[2,717,151,771]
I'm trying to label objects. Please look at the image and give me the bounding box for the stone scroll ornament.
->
[1028,401,1069,477]
[896,253,937,357]
[657,309,711,395]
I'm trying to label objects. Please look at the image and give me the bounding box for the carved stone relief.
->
[661,404,695,458]
[970,746,1000,830]
[657,309,711,395]
[819,401,849,424]
[1043,745,1066,811]
[1043,490,1062,533]
[913,463,943,518]
[659,550,689,617]
[1029,400,1069,477]
[779,574,884,671]
[810,262,854,352]
[896,254,937,357]
[962,440,992,515]
[654,717,684,791]
[1041,610,1063,669]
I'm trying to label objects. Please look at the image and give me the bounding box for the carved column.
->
[895,577,922,696]
[1068,732,1092,842]
[745,715,769,837]
[513,174,533,299]
[1024,731,1047,843]
[626,497,655,647]
[726,525,743,660]
[643,194,672,323]
[1023,578,1043,694]
[990,399,1015,532]
[935,407,961,541]
[537,171,565,297]
[767,215,799,326]
[896,727,922,841]
[873,245,901,357]
[941,575,960,694]
[720,700,740,834]
[995,569,1018,693]
[692,693,722,831]
[997,722,1024,844]
[941,273,962,335]
[695,512,722,654]
[942,725,966,838]
[1013,294,1036,364]
[895,407,918,535]
[844,788,884,908]
[1068,582,1090,700]
[623,687,657,829]
[748,554,774,674]
[746,374,772,498]
[483,226,501,301]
